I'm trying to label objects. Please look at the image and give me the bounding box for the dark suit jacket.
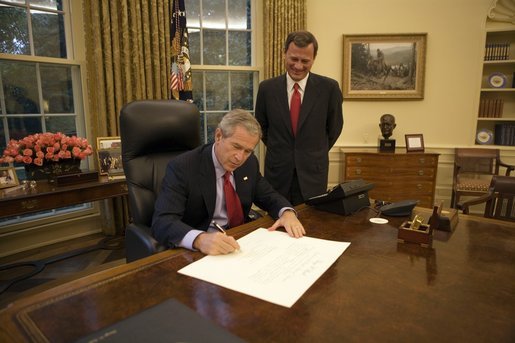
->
[255,72,344,200]
[151,143,291,248]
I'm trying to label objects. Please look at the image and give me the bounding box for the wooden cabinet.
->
[475,23,515,147]
[344,152,439,208]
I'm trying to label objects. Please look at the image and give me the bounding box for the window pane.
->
[203,30,225,65]
[1,61,40,114]
[41,64,74,113]
[31,10,66,57]
[45,116,76,135]
[202,0,225,29]
[192,71,203,110]
[228,0,250,29]
[0,5,30,55]
[185,0,200,27]
[29,0,63,11]
[231,72,253,110]
[0,119,5,152]
[7,117,43,140]
[206,112,224,143]
[228,31,250,65]
[205,72,228,111]
[189,29,201,64]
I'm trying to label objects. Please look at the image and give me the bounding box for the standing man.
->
[256,31,344,205]
[152,109,305,255]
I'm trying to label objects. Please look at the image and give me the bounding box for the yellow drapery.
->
[263,0,306,79]
[83,0,172,231]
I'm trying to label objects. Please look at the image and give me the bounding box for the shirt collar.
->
[212,144,227,179]
[286,72,309,92]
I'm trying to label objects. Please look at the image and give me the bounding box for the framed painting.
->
[405,134,425,152]
[96,137,124,176]
[0,167,20,189]
[342,33,427,99]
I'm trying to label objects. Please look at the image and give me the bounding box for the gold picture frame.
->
[96,137,124,176]
[0,166,20,189]
[342,33,427,99]
[405,134,425,152]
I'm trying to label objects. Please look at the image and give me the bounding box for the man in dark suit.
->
[256,31,343,205]
[152,109,305,255]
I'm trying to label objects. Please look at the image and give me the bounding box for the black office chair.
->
[120,100,201,262]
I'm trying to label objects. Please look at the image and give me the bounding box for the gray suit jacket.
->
[151,143,291,248]
[255,73,343,200]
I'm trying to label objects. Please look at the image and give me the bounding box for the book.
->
[75,299,246,343]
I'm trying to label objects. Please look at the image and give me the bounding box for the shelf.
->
[481,88,515,92]
[477,117,515,121]
[483,59,515,64]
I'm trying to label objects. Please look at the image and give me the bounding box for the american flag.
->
[170,0,192,101]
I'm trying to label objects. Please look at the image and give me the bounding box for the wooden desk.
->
[0,176,128,219]
[0,206,514,342]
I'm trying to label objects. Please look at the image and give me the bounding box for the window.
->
[185,0,258,144]
[0,0,89,225]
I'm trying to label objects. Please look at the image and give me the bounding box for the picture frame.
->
[342,33,427,99]
[0,167,20,189]
[405,134,425,152]
[96,137,124,176]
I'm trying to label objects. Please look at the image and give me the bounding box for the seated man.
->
[152,109,305,255]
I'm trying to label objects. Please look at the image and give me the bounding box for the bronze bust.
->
[379,114,396,140]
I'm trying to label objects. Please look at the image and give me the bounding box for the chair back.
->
[484,175,515,221]
[120,100,200,228]
[451,148,502,207]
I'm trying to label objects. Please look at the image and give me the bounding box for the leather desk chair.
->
[451,148,514,208]
[457,175,515,222]
[120,100,200,262]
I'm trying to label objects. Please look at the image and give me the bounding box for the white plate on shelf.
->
[488,72,507,88]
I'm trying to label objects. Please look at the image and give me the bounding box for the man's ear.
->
[214,128,222,141]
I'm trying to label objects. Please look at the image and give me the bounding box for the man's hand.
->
[268,210,306,238]
[193,232,240,255]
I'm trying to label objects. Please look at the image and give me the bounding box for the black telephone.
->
[306,179,374,215]
[378,200,418,217]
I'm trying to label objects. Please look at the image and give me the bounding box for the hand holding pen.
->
[192,221,241,255]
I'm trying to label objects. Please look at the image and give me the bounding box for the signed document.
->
[178,228,350,308]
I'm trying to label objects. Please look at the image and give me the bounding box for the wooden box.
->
[398,221,432,247]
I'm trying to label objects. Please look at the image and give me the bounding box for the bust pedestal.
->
[378,139,395,152]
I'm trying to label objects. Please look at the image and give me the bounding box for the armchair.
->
[457,175,515,222]
[120,100,200,262]
[450,148,514,208]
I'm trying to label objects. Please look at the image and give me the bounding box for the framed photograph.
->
[96,137,124,176]
[0,167,20,189]
[342,33,427,99]
[405,134,425,152]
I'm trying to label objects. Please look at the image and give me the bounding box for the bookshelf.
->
[476,24,515,147]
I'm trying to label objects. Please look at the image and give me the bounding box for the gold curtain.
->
[263,0,306,79]
[83,0,171,138]
[83,0,172,233]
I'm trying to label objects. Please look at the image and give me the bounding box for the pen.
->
[211,220,227,235]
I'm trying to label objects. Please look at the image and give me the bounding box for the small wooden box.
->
[398,221,432,247]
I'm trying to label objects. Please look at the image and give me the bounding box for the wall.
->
[306,0,515,206]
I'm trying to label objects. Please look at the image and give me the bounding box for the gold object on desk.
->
[398,214,432,247]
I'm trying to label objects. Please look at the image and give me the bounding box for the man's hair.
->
[218,109,262,139]
[284,31,318,57]
[380,113,395,124]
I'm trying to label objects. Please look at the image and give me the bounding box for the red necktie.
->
[290,83,301,135]
[223,171,244,228]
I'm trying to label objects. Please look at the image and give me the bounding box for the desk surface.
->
[0,206,514,342]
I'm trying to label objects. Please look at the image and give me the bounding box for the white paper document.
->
[178,228,350,308]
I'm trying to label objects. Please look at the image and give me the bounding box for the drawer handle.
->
[419,158,425,164]
[418,170,424,176]
[356,168,362,175]
[417,184,423,189]
[356,157,362,163]
[22,199,39,210]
